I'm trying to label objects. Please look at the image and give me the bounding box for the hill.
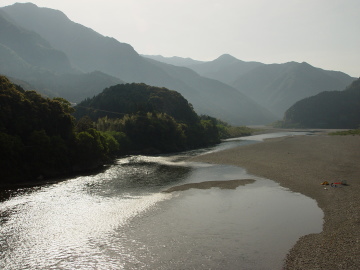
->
[74,83,200,124]
[283,78,360,128]
[1,3,275,125]
[74,83,224,151]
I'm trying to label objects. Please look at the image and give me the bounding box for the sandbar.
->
[189,133,360,269]
[162,179,255,193]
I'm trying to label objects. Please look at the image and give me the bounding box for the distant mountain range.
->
[1,3,276,125]
[0,3,356,125]
[142,55,204,67]
[145,54,356,118]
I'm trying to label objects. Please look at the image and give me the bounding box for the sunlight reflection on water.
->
[0,131,323,270]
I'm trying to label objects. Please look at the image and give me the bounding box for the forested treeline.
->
[74,83,223,153]
[0,75,120,184]
[0,76,256,185]
[2,78,253,185]
[281,78,360,128]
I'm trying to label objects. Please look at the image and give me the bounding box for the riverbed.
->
[0,132,323,270]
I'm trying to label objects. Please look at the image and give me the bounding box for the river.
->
[0,132,323,270]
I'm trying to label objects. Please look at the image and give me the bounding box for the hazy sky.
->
[1,0,359,77]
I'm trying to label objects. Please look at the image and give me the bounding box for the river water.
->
[0,132,323,270]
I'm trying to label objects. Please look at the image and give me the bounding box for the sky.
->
[1,0,359,77]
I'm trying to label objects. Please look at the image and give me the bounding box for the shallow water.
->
[0,132,323,269]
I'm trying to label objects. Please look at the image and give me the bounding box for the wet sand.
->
[163,179,255,193]
[189,134,360,269]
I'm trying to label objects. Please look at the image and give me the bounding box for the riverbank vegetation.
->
[329,129,360,136]
[0,77,254,185]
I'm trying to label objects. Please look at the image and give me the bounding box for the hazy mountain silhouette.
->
[187,54,264,85]
[232,62,355,117]
[146,58,276,125]
[0,9,75,76]
[0,8,125,101]
[2,3,276,125]
[143,54,264,86]
[283,77,360,128]
[152,53,355,118]
[142,55,204,67]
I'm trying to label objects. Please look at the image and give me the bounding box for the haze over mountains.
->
[1,3,276,126]
[0,3,356,125]
[145,54,355,118]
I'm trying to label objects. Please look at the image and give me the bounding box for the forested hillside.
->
[74,83,222,151]
[283,78,360,128]
[74,83,199,124]
[0,77,224,185]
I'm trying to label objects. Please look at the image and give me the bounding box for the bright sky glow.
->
[1,0,359,77]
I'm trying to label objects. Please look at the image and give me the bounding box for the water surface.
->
[0,132,323,269]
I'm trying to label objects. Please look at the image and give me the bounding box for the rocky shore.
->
[189,134,360,269]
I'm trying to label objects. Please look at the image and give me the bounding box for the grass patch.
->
[329,129,360,136]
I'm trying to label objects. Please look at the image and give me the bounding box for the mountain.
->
[145,58,276,125]
[2,3,276,125]
[283,78,360,128]
[2,3,187,83]
[156,53,355,118]
[0,8,125,101]
[0,9,75,77]
[232,62,355,117]
[142,55,204,66]
[186,54,264,85]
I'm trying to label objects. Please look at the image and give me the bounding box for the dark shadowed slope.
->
[283,77,360,128]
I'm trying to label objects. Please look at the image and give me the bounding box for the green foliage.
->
[74,83,226,153]
[73,83,200,124]
[0,76,253,184]
[76,115,94,132]
[329,129,360,136]
[0,76,122,184]
[96,112,187,153]
[283,78,360,128]
[203,117,255,139]
[0,132,24,180]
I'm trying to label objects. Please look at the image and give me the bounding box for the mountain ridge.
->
[2,3,276,125]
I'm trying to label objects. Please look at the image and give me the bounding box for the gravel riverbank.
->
[189,134,360,269]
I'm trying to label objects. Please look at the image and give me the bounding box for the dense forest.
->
[74,83,225,152]
[282,78,360,128]
[0,77,252,185]
[0,75,119,184]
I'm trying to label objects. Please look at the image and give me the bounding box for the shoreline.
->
[189,133,360,269]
